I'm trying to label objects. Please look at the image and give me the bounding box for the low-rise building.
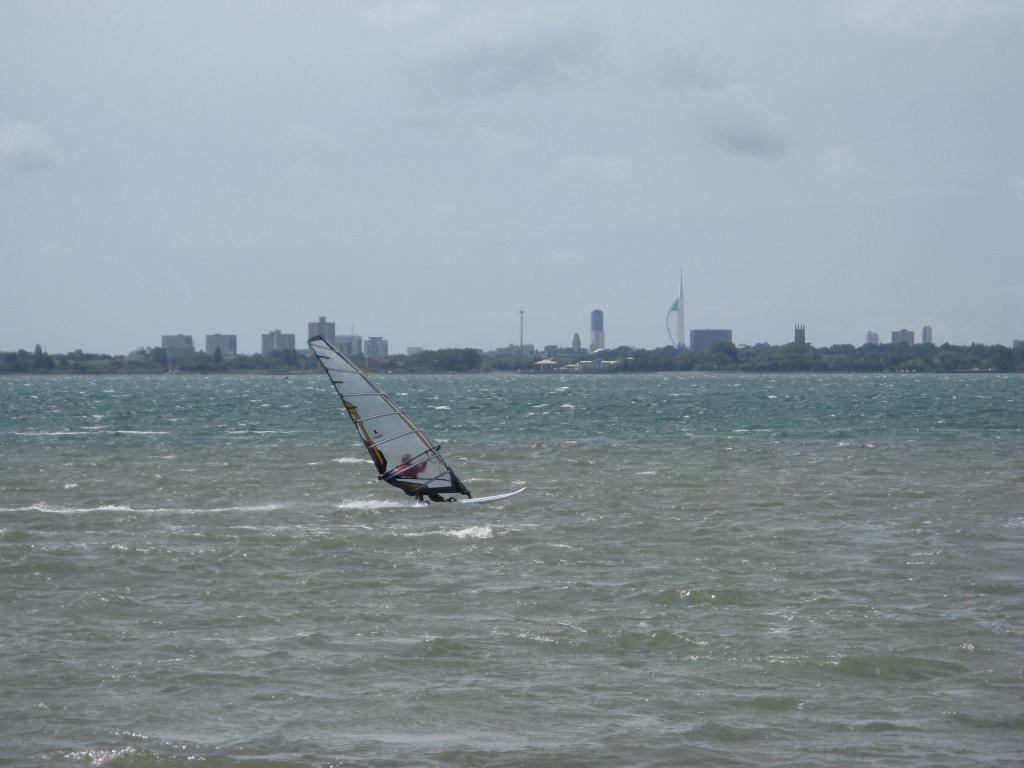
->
[336,335,362,357]
[161,335,193,351]
[307,315,335,342]
[205,334,236,357]
[689,329,733,352]
[261,329,295,355]
[365,337,388,358]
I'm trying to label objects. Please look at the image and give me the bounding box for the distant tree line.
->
[2,341,1022,375]
[0,346,316,375]
[599,341,1024,373]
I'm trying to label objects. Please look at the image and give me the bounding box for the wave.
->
[12,429,168,437]
[830,653,969,681]
[332,456,373,464]
[401,524,496,539]
[2,502,283,515]
[335,498,409,510]
[445,524,494,539]
[13,430,93,436]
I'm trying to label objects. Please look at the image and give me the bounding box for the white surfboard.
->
[458,487,527,505]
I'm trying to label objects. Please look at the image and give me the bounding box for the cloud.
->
[548,249,585,264]
[657,53,789,160]
[284,122,338,176]
[357,0,440,29]
[696,86,789,159]
[408,4,601,99]
[475,126,534,156]
[1009,175,1024,204]
[844,0,1023,35]
[821,148,858,178]
[658,50,722,95]
[0,121,57,175]
[553,153,635,183]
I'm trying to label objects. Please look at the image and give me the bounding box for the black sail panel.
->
[308,336,470,498]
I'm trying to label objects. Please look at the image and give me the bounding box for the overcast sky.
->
[2,1,1022,354]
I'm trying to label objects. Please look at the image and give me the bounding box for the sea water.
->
[1,373,1022,767]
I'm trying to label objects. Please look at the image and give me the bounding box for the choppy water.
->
[2,372,1023,767]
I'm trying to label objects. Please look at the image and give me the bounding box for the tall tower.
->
[922,325,933,344]
[666,268,685,349]
[794,324,806,344]
[519,308,524,349]
[590,309,605,351]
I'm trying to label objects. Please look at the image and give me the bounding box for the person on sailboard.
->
[391,454,450,502]
[393,453,427,479]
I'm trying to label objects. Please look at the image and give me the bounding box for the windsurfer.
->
[393,453,427,478]
[391,453,449,500]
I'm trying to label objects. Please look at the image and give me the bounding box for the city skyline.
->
[3,4,1022,354]
[13,301,1015,357]
[145,309,959,360]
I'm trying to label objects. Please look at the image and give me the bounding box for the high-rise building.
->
[690,329,732,351]
[892,329,915,345]
[866,331,879,345]
[666,269,685,349]
[365,337,388,358]
[336,335,362,357]
[922,325,933,344]
[307,315,335,343]
[794,324,806,345]
[161,334,193,351]
[590,309,605,351]
[261,329,295,354]
[572,332,582,353]
[205,334,236,357]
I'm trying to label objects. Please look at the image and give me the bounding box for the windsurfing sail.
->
[308,335,471,500]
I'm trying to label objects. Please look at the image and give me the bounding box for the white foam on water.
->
[204,504,283,513]
[428,405,450,410]
[333,457,373,464]
[401,524,495,539]
[634,470,657,475]
[66,747,139,766]
[5,502,284,515]
[445,524,494,539]
[13,430,93,436]
[336,498,408,510]
[114,430,169,435]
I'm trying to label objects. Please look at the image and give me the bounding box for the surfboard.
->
[458,487,527,505]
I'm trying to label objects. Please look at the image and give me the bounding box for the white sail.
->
[308,335,471,500]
